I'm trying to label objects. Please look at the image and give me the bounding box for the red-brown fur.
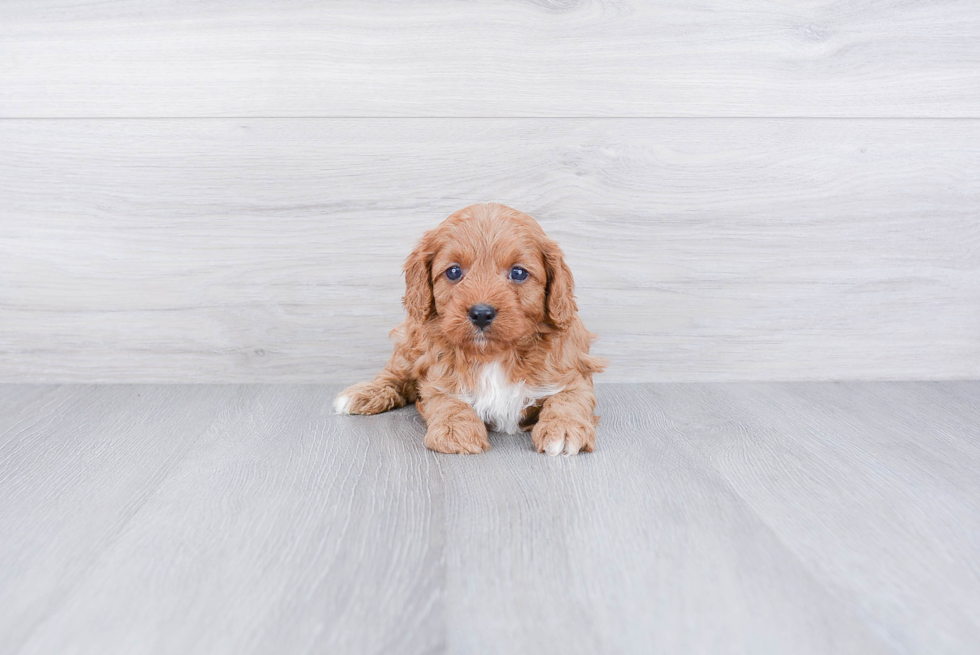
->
[335,203,605,455]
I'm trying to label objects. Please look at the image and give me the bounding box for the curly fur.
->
[334,203,605,456]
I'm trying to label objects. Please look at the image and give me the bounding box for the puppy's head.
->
[404,203,576,351]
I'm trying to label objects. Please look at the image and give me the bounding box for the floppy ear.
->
[541,237,577,331]
[403,231,436,322]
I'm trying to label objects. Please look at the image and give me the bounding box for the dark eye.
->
[446,265,463,281]
[509,266,528,282]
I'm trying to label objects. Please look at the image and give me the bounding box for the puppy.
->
[334,203,605,455]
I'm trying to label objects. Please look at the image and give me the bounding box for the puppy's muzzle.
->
[467,304,497,330]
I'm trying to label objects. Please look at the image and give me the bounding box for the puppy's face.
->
[404,204,576,352]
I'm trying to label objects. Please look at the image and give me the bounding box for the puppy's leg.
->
[532,383,598,456]
[416,388,490,454]
[334,370,410,416]
[334,327,417,415]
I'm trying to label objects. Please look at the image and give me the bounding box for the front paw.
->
[532,417,595,456]
[334,381,405,415]
[424,416,490,454]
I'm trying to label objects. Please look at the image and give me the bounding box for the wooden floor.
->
[1,383,978,654]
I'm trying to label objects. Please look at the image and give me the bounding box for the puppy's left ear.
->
[403,230,436,322]
[541,237,577,331]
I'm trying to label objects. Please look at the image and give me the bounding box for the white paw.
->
[544,438,566,456]
[332,394,351,415]
[543,437,582,456]
[533,419,594,456]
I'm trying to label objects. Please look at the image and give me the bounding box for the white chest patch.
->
[457,362,561,434]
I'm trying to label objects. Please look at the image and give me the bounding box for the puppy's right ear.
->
[403,231,436,322]
[540,236,577,331]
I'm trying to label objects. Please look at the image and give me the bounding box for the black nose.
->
[468,304,497,329]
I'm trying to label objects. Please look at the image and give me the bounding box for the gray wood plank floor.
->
[1,383,978,654]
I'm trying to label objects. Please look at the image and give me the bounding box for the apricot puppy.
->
[334,203,605,455]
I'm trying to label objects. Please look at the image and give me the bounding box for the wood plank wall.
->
[1,1,978,382]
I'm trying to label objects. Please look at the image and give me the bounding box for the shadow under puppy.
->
[335,203,605,455]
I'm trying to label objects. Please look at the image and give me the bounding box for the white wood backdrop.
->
[2,119,977,382]
[1,1,979,117]
[0,1,978,382]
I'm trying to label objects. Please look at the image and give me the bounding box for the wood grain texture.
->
[437,385,892,655]
[2,385,444,655]
[1,119,978,383]
[2,382,979,653]
[0,385,242,654]
[645,382,980,653]
[1,1,979,117]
